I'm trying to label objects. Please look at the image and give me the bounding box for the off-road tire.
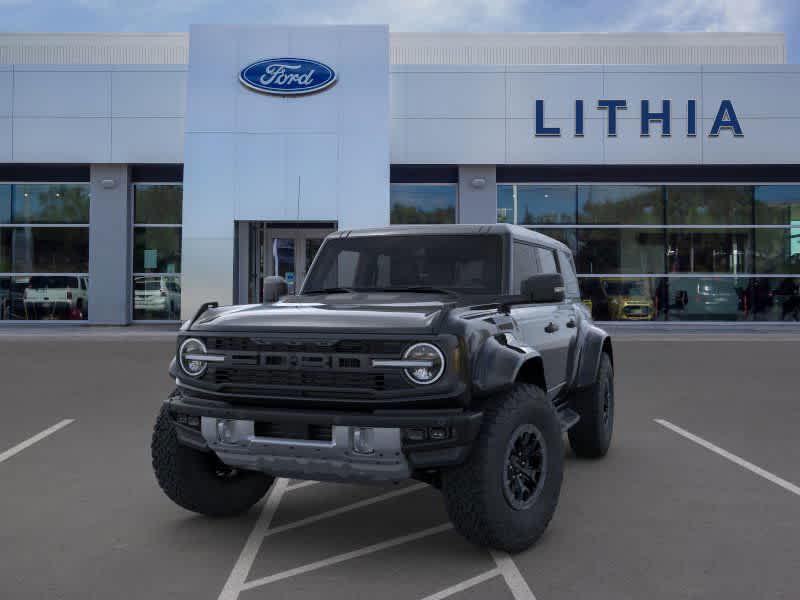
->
[568,353,614,458]
[151,405,274,517]
[441,383,563,553]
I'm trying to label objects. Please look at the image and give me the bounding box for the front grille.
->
[200,336,416,398]
[623,305,650,316]
[213,368,387,391]
[208,337,404,355]
[254,421,333,442]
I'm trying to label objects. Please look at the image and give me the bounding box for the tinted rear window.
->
[29,276,78,288]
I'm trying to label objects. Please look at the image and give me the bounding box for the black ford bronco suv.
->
[152,224,614,552]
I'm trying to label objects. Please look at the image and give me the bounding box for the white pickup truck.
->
[23,275,88,320]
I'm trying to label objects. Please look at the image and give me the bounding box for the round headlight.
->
[179,337,208,377]
[403,343,445,385]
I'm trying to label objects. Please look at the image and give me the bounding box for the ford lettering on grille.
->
[239,58,337,96]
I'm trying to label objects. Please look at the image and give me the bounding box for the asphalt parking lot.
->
[1,329,799,600]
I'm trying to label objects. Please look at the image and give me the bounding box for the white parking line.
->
[418,569,500,600]
[285,480,320,491]
[239,523,453,591]
[0,419,75,464]
[218,480,430,599]
[490,549,538,600]
[217,477,289,600]
[655,418,800,497]
[263,483,428,538]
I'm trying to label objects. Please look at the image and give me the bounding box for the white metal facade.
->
[0,29,796,323]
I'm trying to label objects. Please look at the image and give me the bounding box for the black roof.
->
[330,224,571,253]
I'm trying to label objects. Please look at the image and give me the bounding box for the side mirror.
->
[262,276,288,303]
[521,273,565,303]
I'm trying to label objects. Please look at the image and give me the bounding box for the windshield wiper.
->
[302,287,357,295]
[370,286,459,296]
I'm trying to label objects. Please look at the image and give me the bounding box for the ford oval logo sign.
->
[239,58,337,96]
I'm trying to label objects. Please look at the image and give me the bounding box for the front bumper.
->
[167,391,483,482]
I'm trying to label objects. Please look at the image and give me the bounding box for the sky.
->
[0,0,797,62]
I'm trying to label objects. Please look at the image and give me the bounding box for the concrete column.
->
[88,164,130,324]
[458,166,497,224]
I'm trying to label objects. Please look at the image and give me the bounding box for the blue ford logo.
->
[239,58,337,96]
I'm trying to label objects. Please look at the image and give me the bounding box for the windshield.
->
[303,234,503,295]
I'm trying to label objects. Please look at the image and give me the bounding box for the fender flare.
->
[574,324,613,389]
[471,334,546,396]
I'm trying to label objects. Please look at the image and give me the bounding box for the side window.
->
[535,247,559,274]
[558,250,580,298]
[513,242,539,293]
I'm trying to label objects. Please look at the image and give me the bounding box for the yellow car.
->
[601,279,655,321]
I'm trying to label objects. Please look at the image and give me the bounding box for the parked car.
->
[600,278,655,321]
[670,277,741,320]
[134,275,180,319]
[23,275,88,320]
[151,225,614,553]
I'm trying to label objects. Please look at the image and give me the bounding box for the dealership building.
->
[0,27,798,324]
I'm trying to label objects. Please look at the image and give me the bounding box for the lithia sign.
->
[535,99,743,138]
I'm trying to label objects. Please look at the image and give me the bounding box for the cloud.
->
[275,0,525,31]
[622,0,780,32]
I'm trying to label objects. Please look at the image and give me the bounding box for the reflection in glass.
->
[578,185,662,225]
[579,277,667,321]
[2,184,90,224]
[754,185,800,225]
[533,228,577,254]
[667,277,747,321]
[0,185,10,223]
[497,185,514,223]
[755,228,800,274]
[390,184,456,224]
[577,229,664,274]
[134,185,183,225]
[0,275,88,320]
[516,185,575,224]
[133,227,181,273]
[1,228,89,273]
[666,186,752,225]
[748,278,800,321]
[133,275,181,320]
[0,277,10,319]
[666,229,752,274]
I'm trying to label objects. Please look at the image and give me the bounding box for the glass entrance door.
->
[247,224,335,302]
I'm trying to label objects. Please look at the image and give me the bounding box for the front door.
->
[247,223,335,303]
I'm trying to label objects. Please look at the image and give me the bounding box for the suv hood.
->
[189,293,454,335]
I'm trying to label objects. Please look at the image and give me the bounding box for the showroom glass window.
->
[497,183,800,322]
[390,184,457,224]
[132,184,182,320]
[0,183,90,321]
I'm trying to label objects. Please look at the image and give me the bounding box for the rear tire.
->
[441,383,563,553]
[151,405,274,517]
[568,353,614,458]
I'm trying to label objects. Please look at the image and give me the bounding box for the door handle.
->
[544,322,559,333]
[566,318,576,328]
